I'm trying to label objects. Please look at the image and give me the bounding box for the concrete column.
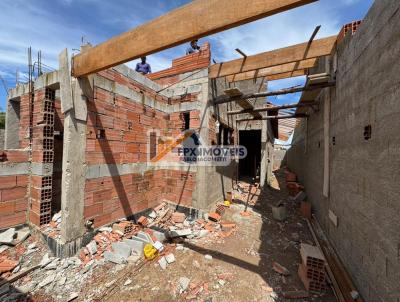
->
[60,106,87,243]
[193,81,211,210]
[58,49,88,243]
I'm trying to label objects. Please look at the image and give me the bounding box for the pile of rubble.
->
[80,201,237,266]
[0,227,31,278]
[40,211,62,240]
[0,200,238,301]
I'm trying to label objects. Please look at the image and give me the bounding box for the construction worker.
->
[186,39,200,55]
[135,56,151,75]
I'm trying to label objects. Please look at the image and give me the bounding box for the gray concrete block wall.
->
[287,1,400,301]
[0,129,4,149]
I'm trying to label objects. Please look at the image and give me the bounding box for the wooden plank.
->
[266,69,307,81]
[236,99,263,119]
[237,114,308,122]
[236,99,254,110]
[0,265,40,287]
[72,0,317,77]
[224,88,243,97]
[223,88,262,118]
[58,49,74,113]
[223,88,261,117]
[215,81,335,105]
[227,102,315,115]
[209,36,336,79]
[226,58,316,82]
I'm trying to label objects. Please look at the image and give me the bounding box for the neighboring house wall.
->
[287,2,400,302]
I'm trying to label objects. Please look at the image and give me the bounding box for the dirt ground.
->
[79,169,336,302]
[1,169,337,302]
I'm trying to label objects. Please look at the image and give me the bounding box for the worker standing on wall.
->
[135,57,152,75]
[186,39,201,55]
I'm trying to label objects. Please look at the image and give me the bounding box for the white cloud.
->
[209,2,341,63]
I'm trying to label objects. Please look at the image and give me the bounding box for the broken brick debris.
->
[112,221,133,235]
[208,212,221,222]
[300,201,312,220]
[171,212,186,223]
[220,221,236,232]
[0,258,19,273]
[272,261,290,276]
[286,182,304,197]
[137,216,149,227]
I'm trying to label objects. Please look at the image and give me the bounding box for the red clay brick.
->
[137,216,148,226]
[0,211,26,229]
[16,175,29,187]
[0,259,19,273]
[14,199,28,212]
[84,203,103,219]
[0,187,27,202]
[93,213,112,228]
[208,212,221,222]
[0,176,17,189]
[3,150,29,163]
[0,201,15,216]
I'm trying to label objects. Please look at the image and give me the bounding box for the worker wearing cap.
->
[135,56,152,75]
[186,39,201,55]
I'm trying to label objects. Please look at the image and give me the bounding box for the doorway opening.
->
[239,130,261,180]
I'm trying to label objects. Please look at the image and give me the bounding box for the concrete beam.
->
[59,49,74,113]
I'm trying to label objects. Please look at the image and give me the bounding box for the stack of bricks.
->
[29,88,55,226]
[298,243,327,294]
[337,20,362,44]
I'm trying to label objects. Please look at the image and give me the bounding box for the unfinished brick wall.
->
[0,150,29,229]
[148,43,211,85]
[84,70,200,228]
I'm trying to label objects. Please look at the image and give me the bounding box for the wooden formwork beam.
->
[237,114,308,122]
[226,59,316,82]
[72,0,317,77]
[227,102,316,115]
[209,36,336,79]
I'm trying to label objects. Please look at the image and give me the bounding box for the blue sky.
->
[0,0,373,111]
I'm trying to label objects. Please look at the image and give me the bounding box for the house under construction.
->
[0,1,399,301]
